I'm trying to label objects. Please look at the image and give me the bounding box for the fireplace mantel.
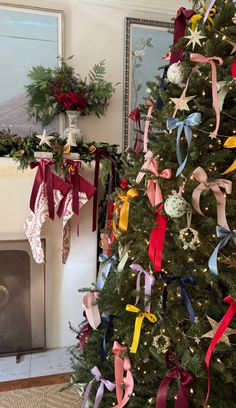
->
[0,157,97,348]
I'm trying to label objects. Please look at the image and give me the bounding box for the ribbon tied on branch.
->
[208,226,236,275]
[166,112,201,176]
[117,188,139,233]
[82,366,115,408]
[126,304,157,353]
[82,291,101,329]
[96,254,116,291]
[156,351,193,408]
[148,205,167,272]
[130,263,155,312]
[112,341,134,408]
[192,166,232,230]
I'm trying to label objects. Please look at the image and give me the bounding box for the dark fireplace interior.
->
[0,240,45,356]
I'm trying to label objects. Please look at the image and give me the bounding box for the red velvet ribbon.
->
[129,107,142,155]
[148,205,167,272]
[205,295,236,405]
[156,352,193,408]
[77,322,92,350]
[170,7,195,65]
[231,58,236,78]
[57,160,96,235]
[30,159,69,220]
[93,147,116,231]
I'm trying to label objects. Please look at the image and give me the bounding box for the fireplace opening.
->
[0,240,45,356]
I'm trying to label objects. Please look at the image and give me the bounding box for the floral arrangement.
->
[26,58,116,125]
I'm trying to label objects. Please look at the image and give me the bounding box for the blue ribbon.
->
[101,314,115,360]
[96,254,116,291]
[208,226,236,275]
[166,112,201,176]
[162,276,196,322]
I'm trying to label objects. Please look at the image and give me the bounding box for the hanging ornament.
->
[164,192,188,219]
[185,27,206,50]
[36,129,54,147]
[167,62,184,85]
[202,315,236,345]
[179,213,200,250]
[170,95,196,112]
[152,334,170,353]
[232,13,236,24]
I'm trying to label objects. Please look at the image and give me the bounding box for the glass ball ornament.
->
[164,194,188,218]
[167,62,184,85]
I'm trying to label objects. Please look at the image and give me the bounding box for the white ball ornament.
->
[164,194,188,218]
[167,62,184,85]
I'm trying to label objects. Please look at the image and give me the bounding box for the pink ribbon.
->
[130,263,155,312]
[190,53,223,137]
[203,0,216,23]
[192,166,232,230]
[112,341,134,407]
[205,296,236,405]
[136,150,171,207]
[143,100,154,153]
[82,291,101,329]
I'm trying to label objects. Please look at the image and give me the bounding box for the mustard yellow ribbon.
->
[112,201,121,239]
[126,304,157,353]
[223,137,236,174]
[118,188,139,233]
[191,14,203,31]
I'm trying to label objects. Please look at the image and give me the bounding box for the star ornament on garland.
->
[185,27,206,50]
[201,315,236,345]
[170,95,196,112]
[36,129,54,147]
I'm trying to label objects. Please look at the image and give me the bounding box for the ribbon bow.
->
[136,150,171,207]
[30,159,69,220]
[167,112,201,176]
[93,147,116,231]
[208,226,236,275]
[118,188,139,233]
[162,276,196,323]
[126,304,157,353]
[190,53,223,138]
[205,296,236,405]
[96,254,116,291]
[130,263,155,312]
[112,341,134,407]
[82,366,115,408]
[82,291,101,329]
[156,351,193,408]
[192,166,232,230]
[77,322,92,350]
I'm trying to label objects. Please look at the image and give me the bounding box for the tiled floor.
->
[0,347,72,382]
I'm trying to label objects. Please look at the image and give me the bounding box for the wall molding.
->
[76,0,189,15]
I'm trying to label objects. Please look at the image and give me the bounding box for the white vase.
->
[63,110,83,143]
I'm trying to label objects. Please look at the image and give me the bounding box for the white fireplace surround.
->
[0,157,97,349]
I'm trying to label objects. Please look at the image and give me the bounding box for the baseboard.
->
[0,373,72,392]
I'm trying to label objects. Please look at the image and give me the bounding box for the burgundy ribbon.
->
[77,322,92,350]
[170,7,195,65]
[148,205,167,272]
[30,159,69,220]
[93,147,116,231]
[156,352,193,408]
[129,107,142,154]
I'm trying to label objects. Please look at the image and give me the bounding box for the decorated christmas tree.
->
[71,1,236,407]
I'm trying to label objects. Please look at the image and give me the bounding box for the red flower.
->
[120,179,128,189]
[66,92,88,111]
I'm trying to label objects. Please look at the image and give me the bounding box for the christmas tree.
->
[71,1,236,407]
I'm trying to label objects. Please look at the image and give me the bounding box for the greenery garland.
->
[0,129,120,177]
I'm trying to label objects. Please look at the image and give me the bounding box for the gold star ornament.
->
[36,129,54,147]
[185,27,206,50]
[201,315,236,345]
[171,95,196,111]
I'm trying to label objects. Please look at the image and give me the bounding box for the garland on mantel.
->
[0,129,120,175]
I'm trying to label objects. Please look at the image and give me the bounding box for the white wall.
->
[0,0,190,348]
